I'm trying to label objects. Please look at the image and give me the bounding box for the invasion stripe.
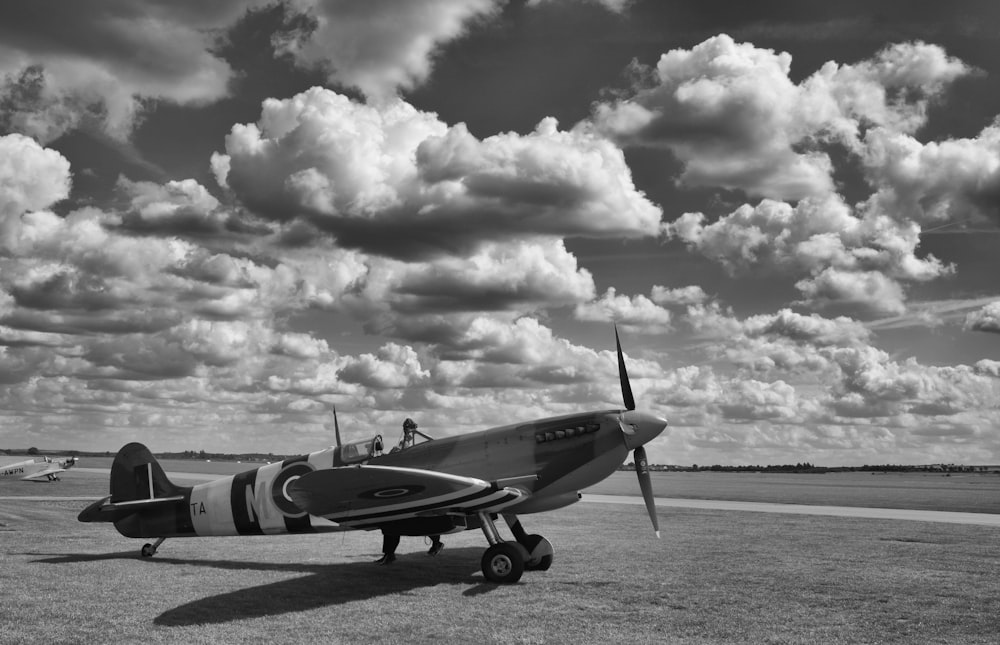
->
[326,488,495,523]
[461,491,524,513]
[280,455,313,533]
[321,484,490,520]
[231,469,263,535]
[333,489,523,527]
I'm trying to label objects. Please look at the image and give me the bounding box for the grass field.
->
[2,470,999,644]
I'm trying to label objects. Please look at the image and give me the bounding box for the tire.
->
[140,543,155,557]
[522,534,554,571]
[481,542,526,584]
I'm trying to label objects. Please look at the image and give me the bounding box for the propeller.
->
[615,325,661,538]
[615,326,635,411]
[634,446,660,538]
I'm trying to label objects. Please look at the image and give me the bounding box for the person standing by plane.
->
[374,532,443,564]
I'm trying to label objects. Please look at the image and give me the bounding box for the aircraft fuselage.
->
[107,409,637,539]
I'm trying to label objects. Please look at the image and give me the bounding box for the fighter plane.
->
[78,329,667,583]
[1,456,77,482]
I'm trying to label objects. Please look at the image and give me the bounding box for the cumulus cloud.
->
[2,136,605,371]
[795,268,907,317]
[684,306,871,375]
[214,89,447,215]
[0,3,238,141]
[649,306,999,451]
[114,177,230,236]
[650,285,708,307]
[717,379,801,421]
[215,89,661,260]
[386,239,596,313]
[666,194,951,317]
[0,2,511,141]
[964,301,1000,334]
[0,134,70,221]
[167,319,282,367]
[338,342,429,389]
[574,287,673,333]
[278,0,500,101]
[975,359,1000,377]
[825,346,999,418]
[861,122,1000,227]
[640,363,824,427]
[741,308,871,347]
[0,142,348,341]
[591,35,969,200]
[425,315,664,398]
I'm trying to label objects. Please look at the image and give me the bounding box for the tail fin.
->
[79,442,189,532]
[111,442,184,502]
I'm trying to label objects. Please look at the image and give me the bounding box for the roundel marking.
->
[271,461,315,518]
[359,485,426,500]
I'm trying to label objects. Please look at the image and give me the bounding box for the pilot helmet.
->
[403,417,417,431]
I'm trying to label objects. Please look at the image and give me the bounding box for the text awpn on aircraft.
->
[1,456,77,482]
[79,328,667,584]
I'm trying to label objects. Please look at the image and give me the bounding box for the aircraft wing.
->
[288,465,525,528]
[21,467,66,481]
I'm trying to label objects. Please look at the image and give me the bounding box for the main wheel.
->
[481,542,526,584]
[140,543,156,557]
[522,534,554,571]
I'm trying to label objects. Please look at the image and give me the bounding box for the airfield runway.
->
[10,466,1000,527]
[582,494,1000,526]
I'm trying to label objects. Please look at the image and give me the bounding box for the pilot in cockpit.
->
[398,417,418,450]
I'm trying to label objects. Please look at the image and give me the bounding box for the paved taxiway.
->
[583,494,1000,526]
[5,467,999,527]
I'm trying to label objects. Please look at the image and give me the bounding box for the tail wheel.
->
[481,542,527,584]
[140,537,165,558]
[522,534,554,571]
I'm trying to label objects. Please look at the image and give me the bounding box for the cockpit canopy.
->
[338,436,383,465]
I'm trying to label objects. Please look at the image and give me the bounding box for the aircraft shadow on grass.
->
[31,546,503,624]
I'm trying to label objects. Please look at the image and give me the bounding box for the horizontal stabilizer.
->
[288,465,525,528]
[77,494,186,523]
[104,495,186,509]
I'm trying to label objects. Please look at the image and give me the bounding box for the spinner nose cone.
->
[621,410,668,450]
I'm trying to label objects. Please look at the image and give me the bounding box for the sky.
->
[2,0,1000,467]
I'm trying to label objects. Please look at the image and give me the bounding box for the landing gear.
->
[481,543,526,584]
[476,512,555,583]
[504,514,554,571]
[140,537,166,558]
[477,512,528,583]
[521,534,554,571]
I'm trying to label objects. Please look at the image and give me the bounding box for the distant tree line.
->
[1,447,288,462]
[158,450,284,462]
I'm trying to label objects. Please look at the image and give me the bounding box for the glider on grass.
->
[1,456,77,482]
[79,329,666,584]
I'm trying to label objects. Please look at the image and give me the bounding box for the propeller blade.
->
[634,446,660,538]
[615,325,635,411]
[333,406,342,449]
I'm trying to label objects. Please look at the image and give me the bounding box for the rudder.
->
[111,442,184,502]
